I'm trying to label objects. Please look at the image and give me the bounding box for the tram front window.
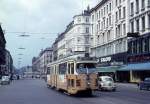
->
[76,63,96,74]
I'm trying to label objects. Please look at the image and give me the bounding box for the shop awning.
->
[96,66,121,73]
[119,62,150,71]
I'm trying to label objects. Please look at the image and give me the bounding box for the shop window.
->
[144,38,149,52]
[139,39,143,53]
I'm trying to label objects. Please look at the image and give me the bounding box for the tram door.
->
[67,62,75,89]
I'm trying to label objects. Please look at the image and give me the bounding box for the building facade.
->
[90,0,129,81]
[5,49,13,77]
[53,8,91,60]
[0,25,6,79]
[89,0,150,82]
[121,0,150,82]
[32,47,53,77]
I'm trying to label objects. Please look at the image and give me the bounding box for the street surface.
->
[0,79,150,104]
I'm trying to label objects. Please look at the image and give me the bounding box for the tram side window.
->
[68,63,71,74]
[59,63,67,74]
[71,63,74,74]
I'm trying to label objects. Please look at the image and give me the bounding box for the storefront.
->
[119,56,150,83]
[119,32,150,83]
[96,52,127,81]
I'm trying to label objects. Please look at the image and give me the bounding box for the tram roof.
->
[47,54,97,66]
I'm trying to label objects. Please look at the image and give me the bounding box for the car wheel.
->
[112,88,116,92]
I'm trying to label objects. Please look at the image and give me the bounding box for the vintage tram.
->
[46,54,98,95]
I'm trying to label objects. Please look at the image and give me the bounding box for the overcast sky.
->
[0,0,99,68]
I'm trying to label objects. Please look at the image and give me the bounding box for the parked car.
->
[1,76,10,85]
[98,76,116,91]
[139,77,150,91]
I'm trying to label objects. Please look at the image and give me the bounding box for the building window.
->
[148,0,150,7]
[119,0,121,4]
[102,33,104,43]
[109,15,111,25]
[98,22,100,31]
[123,41,126,51]
[99,11,100,19]
[107,30,111,41]
[101,9,103,17]
[85,27,89,33]
[85,17,89,22]
[103,19,105,29]
[109,3,111,11]
[104,7,106,16]
[107,18,108,27]
[148,14,150,29]
[142,16,145,31]
[131,21,134,33]
[92,15,94,22]
[107,5,109,13]
[116,11,118,21]
[118,25,121,36]
[77,37,80,42]
[136,0,139,13]
[85,47,89,53]
[85,37,89,44]
[131,2,134,16]
[123,23,126,35]
[96,12,98,20]
[119,8,121,19]
[141,0,145,10]
[136,19,139,32]
[116,0,118,6]
[123,7,126,19]
[116,27,118,38]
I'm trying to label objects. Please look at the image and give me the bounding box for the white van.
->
[98,76,116,91]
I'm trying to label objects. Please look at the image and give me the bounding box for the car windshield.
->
[76,63,96,74]
[103,77,113,82]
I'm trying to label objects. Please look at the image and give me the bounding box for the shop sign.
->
[100,57,111,62]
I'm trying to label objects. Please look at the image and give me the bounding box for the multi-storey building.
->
[32,47,53,77]
[90,0,129,81]
[0,24,6,79]
[5,49,13,77]
[90,0,150,82]
[123,0,150,82]
[54,8,91,60]
[39,47,53,75]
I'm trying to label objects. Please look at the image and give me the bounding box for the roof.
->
[47,54,97,67]
[90,0,109,12]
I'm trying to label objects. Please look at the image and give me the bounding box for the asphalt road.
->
[0,79,150,104]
